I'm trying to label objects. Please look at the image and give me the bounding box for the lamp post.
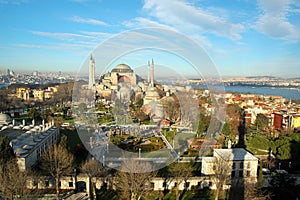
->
[139,148,141,158]
[74,168,77,192]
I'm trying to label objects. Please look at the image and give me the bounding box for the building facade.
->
[0,115,60,171]
[202,148,258,184]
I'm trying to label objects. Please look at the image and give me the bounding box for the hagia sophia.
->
[91,55,162,107]
[86,55,172,122]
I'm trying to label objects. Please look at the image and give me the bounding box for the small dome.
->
[0,113,12,124]
[145,87,160,98]
[112,63,133,73]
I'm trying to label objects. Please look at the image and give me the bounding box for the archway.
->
[76,181,87,192]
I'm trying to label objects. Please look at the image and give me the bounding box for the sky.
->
[0,0,299,78]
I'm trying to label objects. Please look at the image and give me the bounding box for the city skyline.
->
[0,0,299,77]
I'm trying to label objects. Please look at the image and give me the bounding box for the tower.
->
[151,59,154,87]
[147,61,150,84]
[88,54,95,89]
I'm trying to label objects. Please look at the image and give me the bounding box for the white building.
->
[0,115,60,171]
[202,148,258,183]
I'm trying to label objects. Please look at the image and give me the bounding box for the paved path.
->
[64,193,88,200]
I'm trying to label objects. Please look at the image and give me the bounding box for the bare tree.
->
[168,162,193,200]
[114,159,157,200]
[41,144,74,200]
[212,155,232,200]
[176,91,199,128]
[81,158,107,199]
[0,159,29,200]
[161,95,181,123]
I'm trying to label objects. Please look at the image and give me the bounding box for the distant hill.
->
[245,76,278,79]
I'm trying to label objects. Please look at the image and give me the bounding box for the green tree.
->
[194,113,211,134]
[257,161,263,187]
[226,104,241,136]
[269,173,300,200]
[222,122,232,137]
[27,108,41,120]
[0,136,15,164]
[60,135,68,149]
[273,136,292,160]
[255,114,269,132]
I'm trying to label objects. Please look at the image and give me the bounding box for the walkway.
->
[64,192,88,200]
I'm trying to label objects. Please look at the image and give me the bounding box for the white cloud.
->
[255,0,300,41]
[81,31,111,39]
[30,31,112,50]
[141,0,245,41]
[123,17,176,31]
[13,43,93,51]
[122,17,213,50]
[69,16,107,26]
[32,31,94,41]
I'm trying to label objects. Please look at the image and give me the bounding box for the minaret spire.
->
[151,59,154,87]
[148,60,150,84]
[88,54,95,89]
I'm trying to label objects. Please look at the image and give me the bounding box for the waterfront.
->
[191,85,300,100]
[221,86,300,100]
[1,83,299,100]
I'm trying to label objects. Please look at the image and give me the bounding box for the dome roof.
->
[0,113,12,124]
[145,87,160,98]
[112,63,133,73]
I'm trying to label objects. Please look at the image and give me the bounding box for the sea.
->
[200,85,300,100]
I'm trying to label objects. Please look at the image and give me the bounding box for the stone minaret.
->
[151,59,154,87]
[88,54,95,89]
[148,60,150,84]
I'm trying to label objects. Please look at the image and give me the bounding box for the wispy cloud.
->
[29,30,112,51]
[140,0,245,41]
[69,16,107,26]
[13,43,93,51]
[255,0,300,42]
[32,31,94,41]
[123,17,212,48]
[81,31,111,39]
[123,17,176,31]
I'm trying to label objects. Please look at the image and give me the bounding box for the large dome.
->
[112,63,133,73]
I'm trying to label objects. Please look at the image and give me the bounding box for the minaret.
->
[147,61,150,84]
[88,54,95,89]
[151,59,154,87]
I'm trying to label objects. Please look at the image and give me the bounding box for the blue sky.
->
[0,0,299,78]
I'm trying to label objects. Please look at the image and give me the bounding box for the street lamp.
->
[279,162,281,170]
[139,148,141,158]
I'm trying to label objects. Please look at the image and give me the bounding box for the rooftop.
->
[214,148,258,161]
[0,121,57,158]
